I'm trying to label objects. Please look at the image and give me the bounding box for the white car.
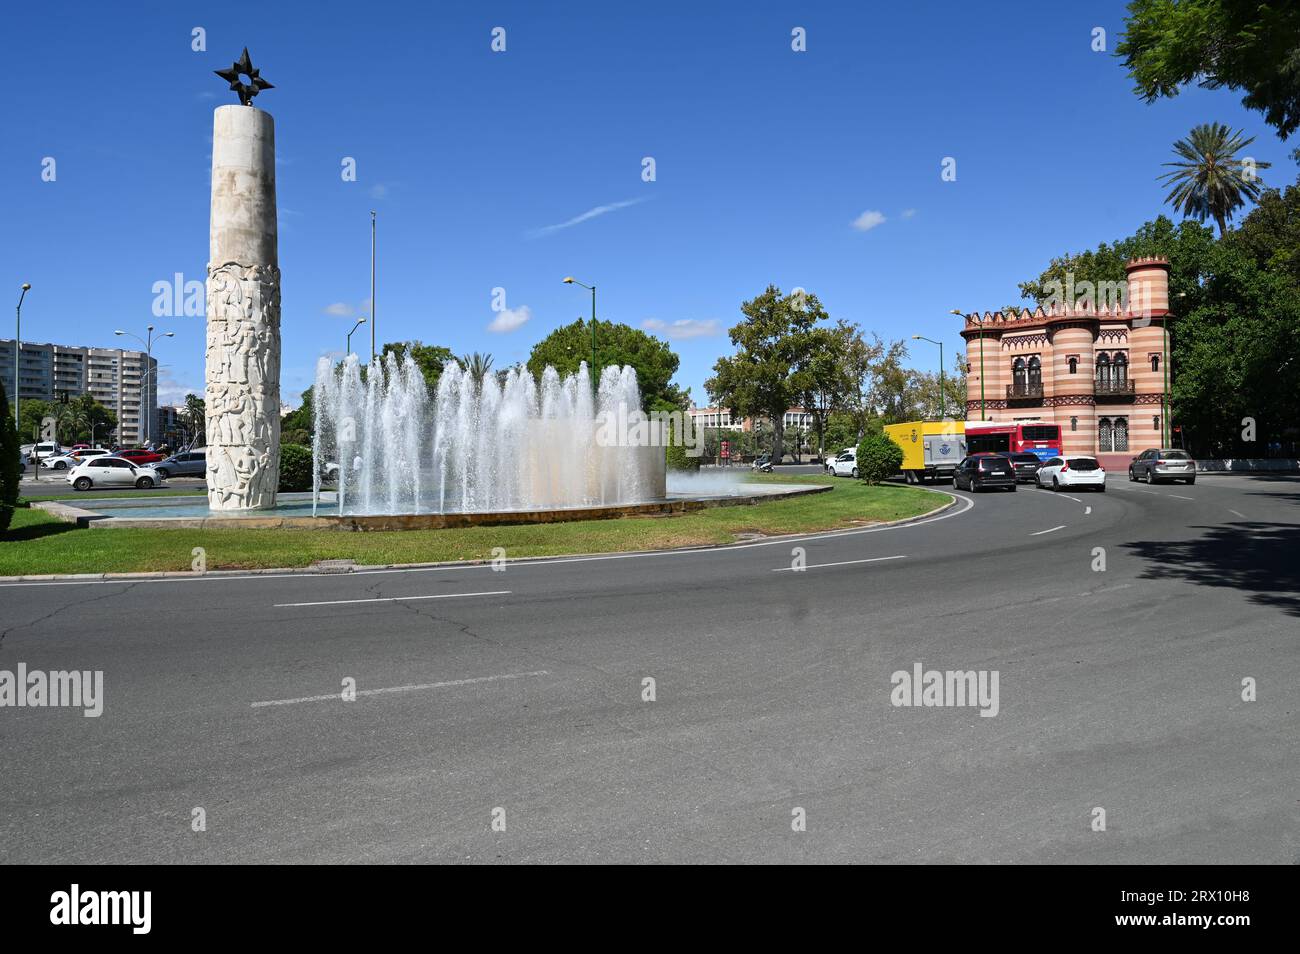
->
[27,441,63,463]
[1035,455,1106,492]
[826,447,858,478]
[67,456,166,491]
[42,448,111,470]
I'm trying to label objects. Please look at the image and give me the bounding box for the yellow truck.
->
[883,420,967,484]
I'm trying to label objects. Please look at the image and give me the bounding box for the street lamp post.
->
[911,334,946,418]
[562,277,597,383]
[114,325,174,446]
[370,210,377,365]
[347,316,368,356]
[14,283,30,434]
[950,309,984,420]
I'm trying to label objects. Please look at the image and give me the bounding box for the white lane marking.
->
[1168,494,1195,501]
[0,494,976,588]
[273,589,511,608]
[1034,488,1082,502]
[773,554,906,572]
[251,669,549,708]
[1229,509,1246,518]
[1030,525,1067,536]
[1084,506,1092,515]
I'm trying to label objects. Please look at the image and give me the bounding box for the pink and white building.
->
[957,257,1172,470]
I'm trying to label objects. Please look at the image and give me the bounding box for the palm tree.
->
[1159,123,1271,236]
[458,352,494,382]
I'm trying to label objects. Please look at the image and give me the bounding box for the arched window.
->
[1151,354,1160,373]
[1012,357,1026,392]
[1096,354,1111,390]
[1098,416,1129,452]
[1028,356,1042,390]
[1114,353,1128,387]
[1068,356,1078,374]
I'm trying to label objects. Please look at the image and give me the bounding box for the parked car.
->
[826,447,858,478]
[1128,448,1195,485]
[998,451,1043,483]
[1035,455,1106,491]
[42,447,111,470]
[68,456,166,491]
[953,453,1017,492]
[153,449,206,479]
[115,448,164,465]
[28,441,63,463]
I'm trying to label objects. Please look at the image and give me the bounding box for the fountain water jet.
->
[312,356,664,515]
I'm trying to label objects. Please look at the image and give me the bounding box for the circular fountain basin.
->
[40,484,829,531]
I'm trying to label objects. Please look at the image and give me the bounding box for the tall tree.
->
[528,319,687,411]
[1159,123,1271,235]
[706,285,829,463]
[1118,0,1300,140]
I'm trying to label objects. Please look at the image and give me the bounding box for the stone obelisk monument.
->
[205,49,280,510]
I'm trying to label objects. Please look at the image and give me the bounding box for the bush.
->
[278,443,314,492]
[855,432,903,485]
[0,380,20,534]
[665,417,701,472]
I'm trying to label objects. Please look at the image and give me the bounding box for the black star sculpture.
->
[214,48,274,106]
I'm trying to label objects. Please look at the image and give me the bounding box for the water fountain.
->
[310,355,664,516]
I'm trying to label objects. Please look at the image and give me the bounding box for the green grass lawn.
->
[0,475,949,576]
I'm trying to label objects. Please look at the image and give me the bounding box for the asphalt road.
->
[1,473,1296,863]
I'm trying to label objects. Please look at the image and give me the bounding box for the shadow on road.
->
[1123,522,1300,618]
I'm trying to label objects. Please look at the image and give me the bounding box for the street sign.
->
[720,440,730,459]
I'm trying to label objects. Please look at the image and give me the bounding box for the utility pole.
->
[370,211,377,365]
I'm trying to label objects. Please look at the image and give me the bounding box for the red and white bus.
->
[964,420,1062,460]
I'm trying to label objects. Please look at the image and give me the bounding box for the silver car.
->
[1128,448,1196,485]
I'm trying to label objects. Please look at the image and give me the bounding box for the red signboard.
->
[720,441,730,459]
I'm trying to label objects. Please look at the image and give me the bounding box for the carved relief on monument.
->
[205,261,281,510]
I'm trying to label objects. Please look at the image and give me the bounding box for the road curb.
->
[0,488,958,583]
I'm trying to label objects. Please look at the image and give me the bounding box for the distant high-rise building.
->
[1,339,157,445]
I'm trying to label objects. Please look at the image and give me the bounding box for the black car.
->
[999,451,1043,483]
[953,454,1017,492]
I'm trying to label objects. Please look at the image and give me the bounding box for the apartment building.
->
[1,339,158,445]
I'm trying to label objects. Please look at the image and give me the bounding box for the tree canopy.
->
[706,285,829,462]
[1118,0,1300,139]
[528,319,687,411]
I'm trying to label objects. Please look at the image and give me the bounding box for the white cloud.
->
[901,208,917,219]
[530,197,648,237]
[156,369,200,406]
[851,210,887,232]
[643,318,722,340]
[369,183,389,200]
[323,302,353,316]
[488,305,532,334]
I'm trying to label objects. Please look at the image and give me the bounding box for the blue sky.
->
[2,0,1292,408]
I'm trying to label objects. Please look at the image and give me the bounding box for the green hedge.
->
[855,432,903,485]
[278,443,314,492]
